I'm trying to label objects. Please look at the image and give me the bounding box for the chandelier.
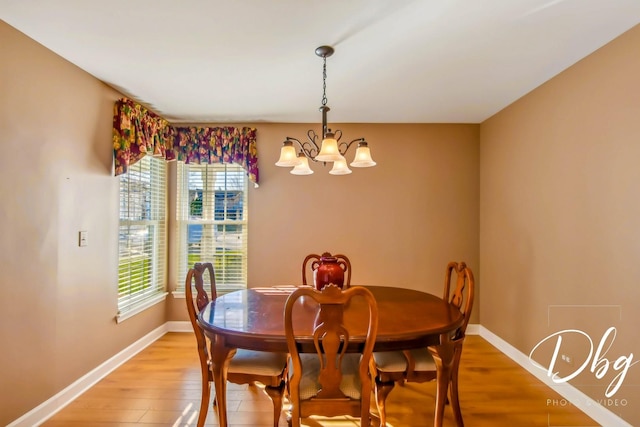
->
[275,45,376,175]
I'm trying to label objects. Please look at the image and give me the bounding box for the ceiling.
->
[2,0,640,124]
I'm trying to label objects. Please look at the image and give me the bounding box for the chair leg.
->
[449,352,464,427]
[374,379,395,427]
[264,380,286,427]
[288,412,299,427]
[361,396,372,427]
[361,413,371,427]
[197,380,211,427]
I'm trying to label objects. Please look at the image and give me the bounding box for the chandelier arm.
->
[285,133,322,160]
[284,136,304,153]
[304,130,321,158]
[307,129,320,147]
[338,137,365,156]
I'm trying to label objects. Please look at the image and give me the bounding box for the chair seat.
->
[229,349,288,376]
[373,348,436,373]
[293,353,363,400]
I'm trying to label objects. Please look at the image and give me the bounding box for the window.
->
[117,155,167,320]
[176,162,248,293]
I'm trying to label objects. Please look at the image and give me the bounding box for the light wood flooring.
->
[41,333,598,426]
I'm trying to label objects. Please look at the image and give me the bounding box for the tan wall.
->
[167,123,481,320]
[2,21,480,424]
[0,21,167,425]
[480,24,640,424]
[250,122,480,289]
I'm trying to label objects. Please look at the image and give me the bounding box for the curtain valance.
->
[173,126,258,184]
[113,98,259,184]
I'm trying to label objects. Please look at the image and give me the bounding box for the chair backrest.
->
[284,284,378,426]
[301,252,352,288]
[185,262,216,372]
[443,261,475,340]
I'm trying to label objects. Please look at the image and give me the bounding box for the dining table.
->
[198,285,464,427]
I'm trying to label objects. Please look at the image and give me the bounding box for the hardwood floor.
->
[41,333,598,427]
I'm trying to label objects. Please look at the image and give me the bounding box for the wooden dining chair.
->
[185,262,288,427]
[301,252,352,288]
[284,284,378,427]
[371,261,475,427]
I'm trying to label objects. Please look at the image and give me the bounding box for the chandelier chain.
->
[321,56,328,106]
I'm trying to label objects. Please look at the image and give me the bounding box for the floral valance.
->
[173,126,258,184]
[112,98,173,174]
[112,98,259,184]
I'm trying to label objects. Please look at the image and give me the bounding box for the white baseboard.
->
[466,323,480,335]
[7,323,171,427]
[166,320,192,332]
[479,326,631,427]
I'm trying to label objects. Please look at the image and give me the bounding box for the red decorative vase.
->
[312,252,346,290]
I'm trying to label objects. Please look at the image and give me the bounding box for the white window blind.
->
[176,162,248,293]
[118,156,167,316]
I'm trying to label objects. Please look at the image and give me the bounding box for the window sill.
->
[116,292,168,323]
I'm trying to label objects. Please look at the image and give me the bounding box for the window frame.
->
[175,162,249,295]
[116,155,168,322]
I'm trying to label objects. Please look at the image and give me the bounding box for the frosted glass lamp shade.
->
[350,141,377,167]
[275,141,298,167]
[329,155,352,175]
[315,133,343,162]
[290,155,314,175]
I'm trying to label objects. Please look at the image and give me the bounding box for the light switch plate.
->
[79,230,88,247]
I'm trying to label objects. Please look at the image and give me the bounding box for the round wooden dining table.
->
[198,285,464,427]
